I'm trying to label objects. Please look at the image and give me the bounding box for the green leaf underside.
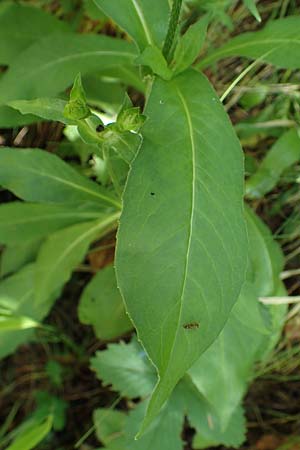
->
[78,265,132,340]
[199,16,300,69]
[0,202,101,244]
[245,128,300,199]
[93,208,284,447]
[0,148,120,208]
[93,0,170,50]
[0,2,70,65]
[36,215,119,305]
[116,69,247,432]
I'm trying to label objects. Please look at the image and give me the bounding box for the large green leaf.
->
[116,69,247,432]
[78,265,132,340]
[0,148,120,208]
[199,16,300,69]
[35,214,119,305]
[93,0,170,50]
[0,265,52,359]
[0,202,101,245]
[187,208,286,429]
[0,33,137,127]
[0,1,70,65]
[245,128,300,199]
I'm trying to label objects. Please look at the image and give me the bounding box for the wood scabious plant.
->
[0,0,300,448]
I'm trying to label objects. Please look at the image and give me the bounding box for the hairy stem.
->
[163,0,183,62]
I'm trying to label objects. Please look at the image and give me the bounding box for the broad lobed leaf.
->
[116,69,248,432]
[91,339,156,399]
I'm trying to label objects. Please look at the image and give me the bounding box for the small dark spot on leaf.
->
[183,322,199,330]
[150,192,155,196]
[96,124,105,132]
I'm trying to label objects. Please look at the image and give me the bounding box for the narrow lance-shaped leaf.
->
[198,16,300,70]
[0,2,70,65]
[242,0,261,22]
[0,33,136,105]
[35,214,120,305]
[116,69,248,433]
[171,15,209,75]
[245,128,300,199]
[0,202,101,244]
[6,416,53,450]
[0,148,120,208]
[93,0,170,50]
[0,33,137,127]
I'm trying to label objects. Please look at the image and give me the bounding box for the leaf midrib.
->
[6,165,120,208]
[0,49,135,103]
[1,211,101,227]
[162,85,196,372]
[130,0,154,46]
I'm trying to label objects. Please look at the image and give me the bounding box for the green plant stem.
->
[163,0,183,61]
